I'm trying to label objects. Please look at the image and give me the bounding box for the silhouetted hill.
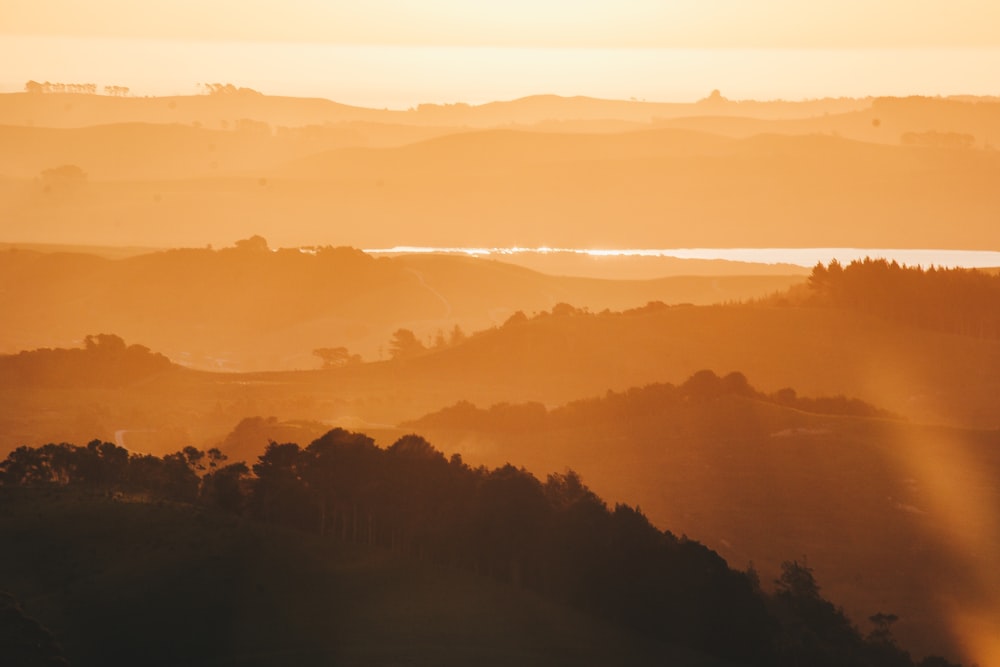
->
[0,91,875,129]
[366,301,1000,429]
[0,487,718,667]
[0,333,173,388]
[0,242,803,370]
[4,104,999,249]
[0,121,466,179]
[3,283,999,458]
[267,128,1000,251]
[216,416,333,463]
[3,290,999,456]
[0,91,389,129]
[276,131,1000,248]
[405,373,1000,665]
[653,96,1000,148]
[3,428,962,667]
[281,127,736,176]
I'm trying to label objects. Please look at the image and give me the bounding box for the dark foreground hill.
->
[0,488,724,667]
[405,373,1000,665]
[2,426,964,667]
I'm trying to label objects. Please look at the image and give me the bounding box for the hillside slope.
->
[0,243,803,370]
[406,376,1000,665]
[0,488,712,667]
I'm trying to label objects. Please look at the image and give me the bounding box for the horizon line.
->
[362,246,1000,269]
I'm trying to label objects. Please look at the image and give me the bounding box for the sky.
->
[2,1,999,105]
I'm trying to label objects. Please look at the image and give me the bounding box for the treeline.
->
[411,369,893,434]
[0,431,956,667]
[23,81,130,96]
[0,334,172,388]
[805,259,1000,339]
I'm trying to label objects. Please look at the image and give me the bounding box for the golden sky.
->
[3,1,999,104]
[5,0,1000,47]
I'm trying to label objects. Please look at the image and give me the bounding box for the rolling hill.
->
[404,374,1000,665]
[0,242,804,370]
[2,94,999,250]
[3,127,996,251]
[0,487,717,667]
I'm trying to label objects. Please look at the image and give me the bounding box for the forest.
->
[1,430,961,667]
[799,258,1000,339]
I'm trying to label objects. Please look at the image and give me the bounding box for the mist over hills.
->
[3,85,1000,666]
[0,241,804,370]
[0,90,874,129]
[3,259,1000,455]
[2,92,999,250]
[3,264,1000,459]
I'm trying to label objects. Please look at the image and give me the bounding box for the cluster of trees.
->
[199,83,262,96]
[23,80,129,96]
[312,346,362,369]
[0,334,172,388]
[0,440,224,504]
[807,259,1000,339]
[313,325,467,367]
[412,369,893,434]
[0,429,958,667]
[385,325,467,360]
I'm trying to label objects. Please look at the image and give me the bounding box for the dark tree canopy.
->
[0,429,961,667]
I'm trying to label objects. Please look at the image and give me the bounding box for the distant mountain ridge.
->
[0,90,876,129]
[4,120,996,250]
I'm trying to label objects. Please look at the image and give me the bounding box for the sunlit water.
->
[364,246,1000,269]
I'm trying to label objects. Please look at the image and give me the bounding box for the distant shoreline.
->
[4,241,996,272]
[364,246,1000,270]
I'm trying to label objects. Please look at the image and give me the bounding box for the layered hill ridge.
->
[2,365,993,665]
[5,91,995,135]
[366,300,1000,429]
[0,90,875,129]
[2,262,999,457]
[0,242,804,370]
[2,92,999,250]
[404,373,1000,665]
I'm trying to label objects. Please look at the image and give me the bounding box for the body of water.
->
[364,246,1000,270]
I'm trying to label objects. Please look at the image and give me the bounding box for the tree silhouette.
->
[0,432,965,667]
[388,328,425,359]
[201,461,250,513]
[313,346,361,369]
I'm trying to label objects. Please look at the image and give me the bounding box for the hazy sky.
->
[6,0,1000,47]
[3,1,999,105]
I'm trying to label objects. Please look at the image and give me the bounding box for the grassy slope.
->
[0,487,726,667]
